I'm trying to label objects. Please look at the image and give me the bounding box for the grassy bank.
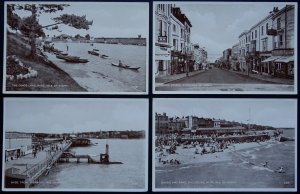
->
[5,33,86,92]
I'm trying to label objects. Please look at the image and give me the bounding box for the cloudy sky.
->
[11,2,148,38]
[176,2,291,62]
[154,99,297,128]
[4,98,148,133]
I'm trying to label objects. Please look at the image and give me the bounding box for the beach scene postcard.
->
[2,98,148,191]
[3,2,149,94]
[153,2,297,94]
[153,98,297,191]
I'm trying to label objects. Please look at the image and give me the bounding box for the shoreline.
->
[5,33,87,92]
[155,140,280,168]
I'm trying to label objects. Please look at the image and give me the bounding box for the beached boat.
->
[93,48,99,51]
[88,50,100,56]
[100,54,109,59]
[56,54,79,60]
[64,57,89,63]
[111,63,140,71]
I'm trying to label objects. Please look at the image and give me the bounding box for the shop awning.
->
[274,55,294,63]
[261,56,282,63]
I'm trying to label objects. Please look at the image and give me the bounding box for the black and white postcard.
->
[153,98,297,191]
[3,2,149,94]
[2,98,148,191]
[153,2,297,94]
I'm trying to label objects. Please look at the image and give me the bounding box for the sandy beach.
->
[155,140,279,167]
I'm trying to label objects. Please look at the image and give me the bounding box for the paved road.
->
[170,68,274,84]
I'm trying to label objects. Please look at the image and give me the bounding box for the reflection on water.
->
[46,42,147,92]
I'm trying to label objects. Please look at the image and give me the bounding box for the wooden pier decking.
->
[5,141,72,188]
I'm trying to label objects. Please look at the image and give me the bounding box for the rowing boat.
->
[111,63,140,71]
[100,55,109,59]
[88,50,100,56]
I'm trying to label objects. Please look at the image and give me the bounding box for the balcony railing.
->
[158,36,168,43]
[274,41,284,49]
[267,28,277,36]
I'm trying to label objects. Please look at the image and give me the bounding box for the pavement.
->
[228,69,294,85]
[155,68,294,85]
[155,70,205,85]
[5,142,70,175]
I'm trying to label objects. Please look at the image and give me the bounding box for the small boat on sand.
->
[100,54,109,59]
[64,57,89,63]
[93,48,99,51]
[111,63,140,71]
[88,50,100,56]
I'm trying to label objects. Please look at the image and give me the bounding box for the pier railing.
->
[21,142,72,185]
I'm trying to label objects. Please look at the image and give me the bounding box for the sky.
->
[4,98,148,133]
[154,98,297,128]
[176,2,292,62]
[11,2,149,38]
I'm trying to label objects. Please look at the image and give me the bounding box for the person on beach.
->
[119,60,124,67]
[66,44,69,52]
[263,161,268,168]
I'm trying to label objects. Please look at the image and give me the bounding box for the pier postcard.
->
[2,98,148,191]
[3,2,149,94]
[153,98,297,192]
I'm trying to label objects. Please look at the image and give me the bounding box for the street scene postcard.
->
[153,2,297,94]
[153,98,297,192]
[3,2,148,94]
[2,98,148,191]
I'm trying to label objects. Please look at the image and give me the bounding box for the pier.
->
[5,141,72,188]
[5,140,122,188]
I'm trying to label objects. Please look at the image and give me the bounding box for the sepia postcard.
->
[153,98,297,191]
[3,2,149,94]
[2,98,148,191]
[153,1,298,94]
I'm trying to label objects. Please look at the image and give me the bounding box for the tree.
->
[85,34,90,40]
[7,4,93,58]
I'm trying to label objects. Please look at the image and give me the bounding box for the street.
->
[155,67,294,92]
[171,68,273,84]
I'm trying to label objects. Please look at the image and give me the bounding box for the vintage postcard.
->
[153,2,297,94]
[153,98,297,191]
[2,98,148,191]
[3,2,149,94]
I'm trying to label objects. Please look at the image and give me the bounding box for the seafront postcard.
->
[2,98,148,191]
[153,98,297,191]
[153,2,297,94]
[3,2,149,94]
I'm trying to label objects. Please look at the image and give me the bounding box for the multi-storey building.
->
[154,4,172,76]
[238,31,247,72]
[155,112,169,134]
[155,4,193,76]
[170,6,186,75]
[236,5,295,79]
[266,5,295,78]
[231,43,239,70]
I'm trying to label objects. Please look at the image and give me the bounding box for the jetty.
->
[5,141,72,188]
[4,140,122,188]
[60,144,122,164]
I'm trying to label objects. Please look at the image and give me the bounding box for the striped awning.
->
[261,56,282,63]
[274,55,294,63]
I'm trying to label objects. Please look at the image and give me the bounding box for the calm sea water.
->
[46,42,146,92]
[33,139,146,190]
[156,129,296,189]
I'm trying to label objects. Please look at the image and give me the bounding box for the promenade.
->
[5,141,72,188]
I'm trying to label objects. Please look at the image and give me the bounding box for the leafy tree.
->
[85,34,90,40]
[7,4,93,58]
